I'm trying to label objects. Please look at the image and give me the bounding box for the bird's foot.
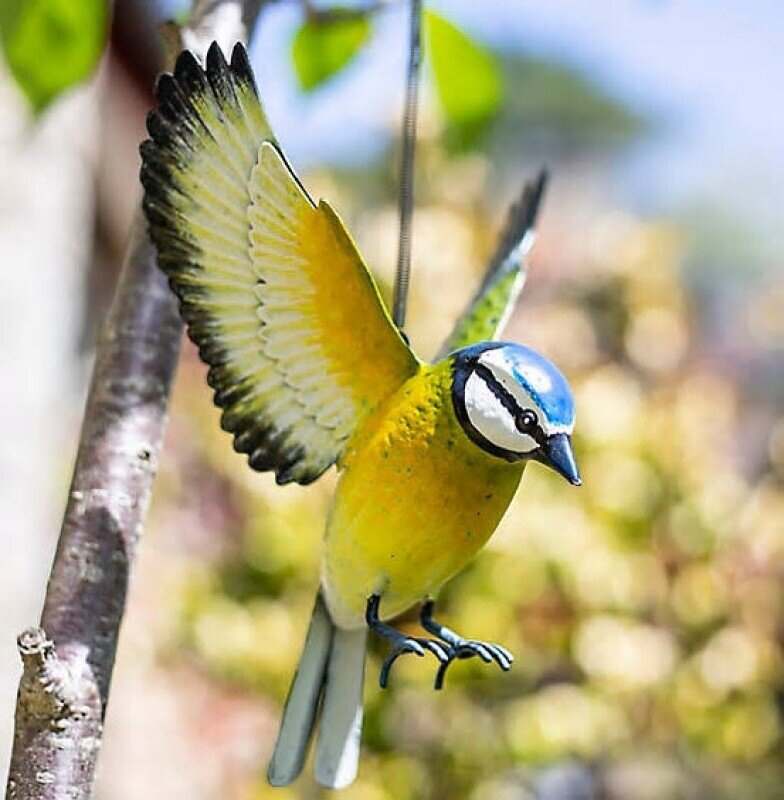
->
[379,635,452,689]
[365,595,453,688]
[433,637,513,689]
[420,600,514,689]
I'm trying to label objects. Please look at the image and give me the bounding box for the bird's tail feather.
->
[315,624,367,788]
[268,593,367,789]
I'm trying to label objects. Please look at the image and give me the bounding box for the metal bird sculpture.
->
[141,43,580,790]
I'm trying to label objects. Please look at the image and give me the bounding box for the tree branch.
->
[5,4,264,798]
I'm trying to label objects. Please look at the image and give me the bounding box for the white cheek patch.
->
[464,372,538,454]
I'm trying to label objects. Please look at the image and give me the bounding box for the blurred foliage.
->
[488,55,645,156]
[0,0,107,112]
[292,9,371,92]
[424,10,502,150]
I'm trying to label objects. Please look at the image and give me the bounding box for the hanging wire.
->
[391,0,422,330]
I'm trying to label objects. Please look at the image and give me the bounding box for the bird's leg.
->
[365,594,453,689]
[420,599,514,689]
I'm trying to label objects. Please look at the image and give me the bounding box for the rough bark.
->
[5,4,262,798]
[6,214,179,799]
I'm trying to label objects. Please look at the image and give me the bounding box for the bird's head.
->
[451,342,580,485]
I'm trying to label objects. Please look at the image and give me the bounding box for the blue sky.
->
[443,0,784,235]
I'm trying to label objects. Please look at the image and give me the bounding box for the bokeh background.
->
[1,1,783,798]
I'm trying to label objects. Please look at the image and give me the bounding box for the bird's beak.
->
[536,432,581,486]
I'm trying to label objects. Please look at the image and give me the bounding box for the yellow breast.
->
[322,361,524,628]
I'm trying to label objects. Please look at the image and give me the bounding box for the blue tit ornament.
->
[141,42,579,790]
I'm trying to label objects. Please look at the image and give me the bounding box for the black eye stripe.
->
[474,364,545,444]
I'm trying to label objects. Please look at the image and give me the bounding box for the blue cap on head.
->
[495,343,575,430]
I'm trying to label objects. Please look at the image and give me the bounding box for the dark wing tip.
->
[206,40,231,75]
[523,168,549,230]
[173,48,200,77]
[153,72,179,106]
[139,137,154,161]
[217,389,329,484]
[144,108,158,138]
[174,48,209,94]
[489,168,550,274]
[230,42,255,84]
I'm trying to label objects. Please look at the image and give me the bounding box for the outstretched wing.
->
[141,43,419,485]
[434,171,548,360]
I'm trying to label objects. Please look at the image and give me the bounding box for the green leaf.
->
[424,11,502,149]
[292,11,371,92]
[0,0,108,113]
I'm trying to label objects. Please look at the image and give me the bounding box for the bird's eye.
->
[516,409,538,433]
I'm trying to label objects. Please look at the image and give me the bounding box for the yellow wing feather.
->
[141,43,419,484]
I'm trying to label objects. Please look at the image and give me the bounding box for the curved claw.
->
[424,639,452,662]
[434,656,452,690]
[433,640,515,689]
[379,637,453,689]
[457,641,493,663]
[484,643,514,671]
